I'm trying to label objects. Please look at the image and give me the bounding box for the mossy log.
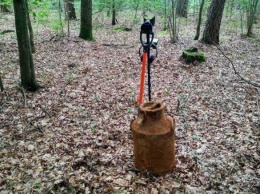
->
[182,47,206,63]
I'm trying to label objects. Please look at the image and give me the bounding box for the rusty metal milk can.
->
[130,101,175,175]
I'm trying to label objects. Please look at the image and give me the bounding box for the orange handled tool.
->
[139,52,147,104]
[138,17,157,104]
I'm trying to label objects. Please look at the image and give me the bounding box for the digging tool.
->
[138,17,158,104]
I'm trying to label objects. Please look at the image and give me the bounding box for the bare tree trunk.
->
[132,0,140,25]
[79,0,93,40]
[229,0,235,19]
[0,4,11,12]
[25,0,35,53]
[13,0,40,91]
[201,0,226,44]
[112,0,116,25]
[246,0,259,37]
[168,0,178,43]
[239,3,244,34]
[176,0,188,18]
[58,0,64,34]
[163,0,167,30]
[64,0,77,20]
[194,0,205,40]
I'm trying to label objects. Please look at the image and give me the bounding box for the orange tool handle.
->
[139,52,147,104]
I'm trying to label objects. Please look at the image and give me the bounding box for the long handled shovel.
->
[138,17,158,104]
[138,52,147,104]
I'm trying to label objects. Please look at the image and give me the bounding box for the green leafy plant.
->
[126,108,133,114]
[66,74,74,84]
[159,29,168,37]
[0,0,11,7]
[33,183,41,189]
[91,124,97,131]
[69,185,76,193]
[51,20,63,31]
[30,0,51,24]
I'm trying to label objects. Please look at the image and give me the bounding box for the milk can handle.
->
[137,110,146,125]
[167,116,175,131]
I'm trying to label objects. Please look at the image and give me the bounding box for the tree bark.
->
[163,0,167,30]
[79,0,93,40]
[13,0,40,91]
[194,0,205,40]
[168,0,178,43]
[0,4,11,12]
[64,0,77,20]
[201,0,226,44]
[132,0,140,25]
[176,0,188,18]
[58,0,64,34]
[112,0,116,25]
[25,0,35,53]
[246,0,259,37]
[228,0,235,19]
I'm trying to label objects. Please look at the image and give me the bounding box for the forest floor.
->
[0,13,260,194]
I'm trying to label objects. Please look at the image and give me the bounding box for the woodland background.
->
[0,0,260,193]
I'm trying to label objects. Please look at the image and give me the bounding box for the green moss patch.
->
[182,47,206,64]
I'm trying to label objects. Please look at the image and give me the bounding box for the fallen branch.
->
[16,85,27,107]
[93,8,105,22]
[93,8,104,15]
[0,30,15,35]
[41,106,52,118]
[102,43,134,48]
[176,98,180,113]
[215,44,260,88]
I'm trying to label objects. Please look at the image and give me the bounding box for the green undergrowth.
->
[182,47,206,63]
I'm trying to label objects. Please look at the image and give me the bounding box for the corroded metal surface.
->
[131,101,175,175]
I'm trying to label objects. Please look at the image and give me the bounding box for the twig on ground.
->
[93,8,104,15]
[0,30,15,34]
[16,85,27,107]
[257,91,260,118]
[41,106,52,118]
[214,44,260,88]
[102,43,134,48]
[35,124,44,133]
[176,98,180,113]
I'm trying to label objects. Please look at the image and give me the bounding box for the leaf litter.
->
[0,15,260,193]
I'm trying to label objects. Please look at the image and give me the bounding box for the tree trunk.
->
[201,0,226,44]
[168,0,178,43]
[13,0,40,91]
[132,0,140,25]
[229,0,235,19]
[194,0,205,40]
[25,0,35,53]
[64,0,77,20]
[112,0,116,25]
[79,0,93,40]
[0,4,11,12]
[176,0,188,18]
[58,0,64,34]
[246,0,259,37]
[163,0,167,30]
